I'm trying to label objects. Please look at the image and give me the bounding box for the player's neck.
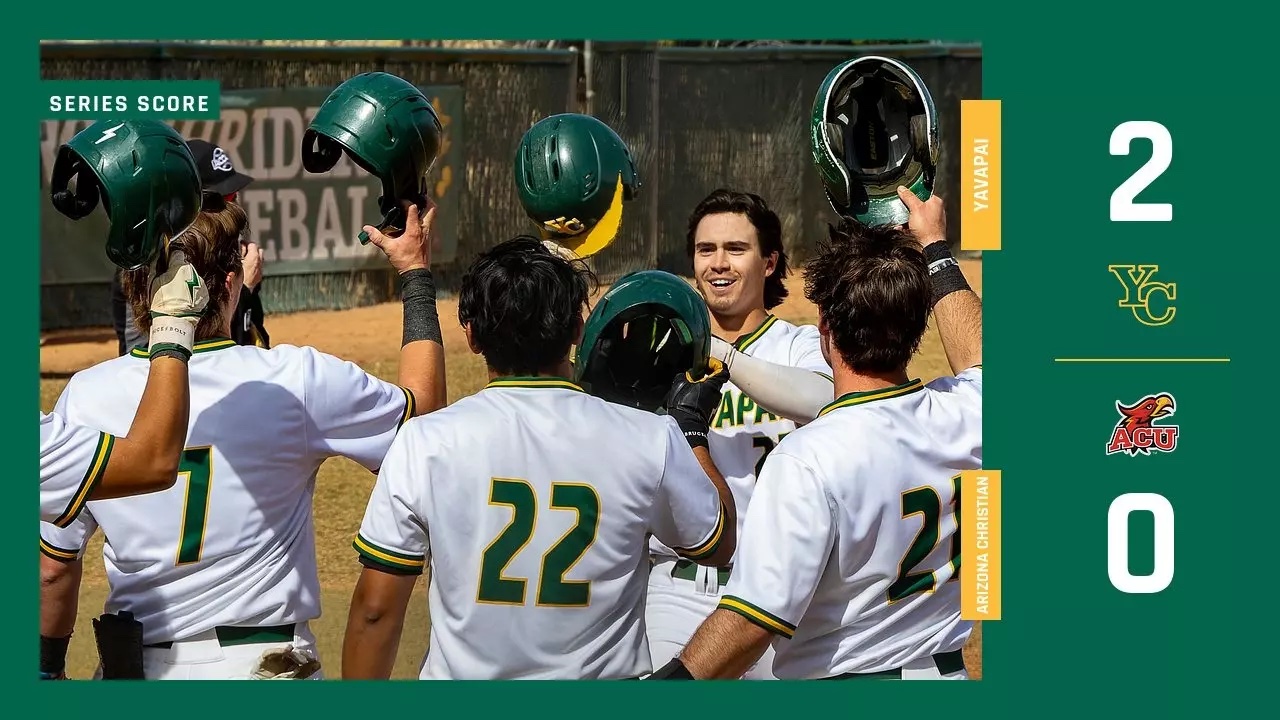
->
[831,365,912,399]
[196,317,233,343]
[487,358,576,381]
[710,306,771,343]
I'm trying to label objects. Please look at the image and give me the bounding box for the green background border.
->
[15,0,1254,713]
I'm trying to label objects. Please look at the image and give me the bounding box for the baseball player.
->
[41,119,210,534]
[651,188,982,681]
[644,188,835,680]
[40,198,442,681]
[342,239,735,680]
[39,74,449,681]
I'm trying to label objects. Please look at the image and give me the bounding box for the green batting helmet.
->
[50,120,203,270]
[303,72,443,244]
[811,56,940,226]
[515,113,640,259]
[574,270,711,412]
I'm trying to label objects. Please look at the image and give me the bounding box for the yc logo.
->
[1108,264,1176,326]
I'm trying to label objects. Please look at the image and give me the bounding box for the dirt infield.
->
[40,260,982,680]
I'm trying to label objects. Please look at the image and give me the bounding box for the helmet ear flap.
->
[50,151,100,221]
[301,130,342,174]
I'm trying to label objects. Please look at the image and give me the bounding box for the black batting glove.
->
[660,357,729,450]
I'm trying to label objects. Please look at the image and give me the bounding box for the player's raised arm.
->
[651,359,738,568]
[896,187,982,374]
[93,254,210,499]
[363,200,447,415]
[39,252,209,526]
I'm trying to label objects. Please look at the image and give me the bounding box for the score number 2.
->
[1110,120,1173,222]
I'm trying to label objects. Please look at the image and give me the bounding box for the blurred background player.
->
[656,188,981,681]
[110,138,267,354]
[644,188,834,679]
[39,73,448,681]
[342,242,735,680]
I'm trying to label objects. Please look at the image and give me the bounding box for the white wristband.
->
[149,316,198,354]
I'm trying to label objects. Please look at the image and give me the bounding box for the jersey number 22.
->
[477,478,601,608]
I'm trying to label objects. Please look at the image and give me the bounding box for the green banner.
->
[39,84,463,285]
[41,80,222,119]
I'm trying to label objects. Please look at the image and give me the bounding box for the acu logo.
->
[1107,393,1179,456]
[1108,264,1176,326]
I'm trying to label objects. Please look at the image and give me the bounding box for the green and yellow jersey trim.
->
[718,595,796,638]
[673,502,727,561]
[353,534,426,575]
[39,538,81,562]
[397,387,417,428]
[130,337,237,359]
[485,376,584,392]
[52,431,114,528]
[817,379,925,418]
[815,371,834,382]
[732,315,779,353]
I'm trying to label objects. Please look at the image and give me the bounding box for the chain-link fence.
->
[39,41,980,330]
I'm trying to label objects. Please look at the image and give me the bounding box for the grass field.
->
[39,260,983,680]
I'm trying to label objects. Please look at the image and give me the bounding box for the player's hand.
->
[241,241,264,291]
[661,357,730,448]
[709,336,736,371]
[147,250,210,360]
[364,199,436,275]
[896,186,947,247]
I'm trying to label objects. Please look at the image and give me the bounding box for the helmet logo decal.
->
[211,147,234,172]
[94,123,125,145]
[543,217,587,236]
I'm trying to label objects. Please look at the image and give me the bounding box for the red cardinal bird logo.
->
[1106,393,1179,456]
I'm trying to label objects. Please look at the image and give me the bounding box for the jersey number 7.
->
[477,478,601,608]
[887,475,961,603]
[175,447,214,566]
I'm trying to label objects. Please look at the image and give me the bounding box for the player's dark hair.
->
[459,236,599,376]
[685,188,789,309]
[123,196,247,342]
[803,220,931,374]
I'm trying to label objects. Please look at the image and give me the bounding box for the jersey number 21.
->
[888,475,962,603]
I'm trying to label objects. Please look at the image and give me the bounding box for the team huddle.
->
[38,57,983,681]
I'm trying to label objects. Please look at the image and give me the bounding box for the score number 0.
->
[1106,121,1176,594]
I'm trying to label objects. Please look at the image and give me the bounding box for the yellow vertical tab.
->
[961,100,1001,251]
[961,469,1001,621]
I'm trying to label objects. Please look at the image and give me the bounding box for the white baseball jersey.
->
[719,366,982,679]
[39,411,113,528]
[39,337,414,645]
[650,314,832,563]
[354,376,728,680]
